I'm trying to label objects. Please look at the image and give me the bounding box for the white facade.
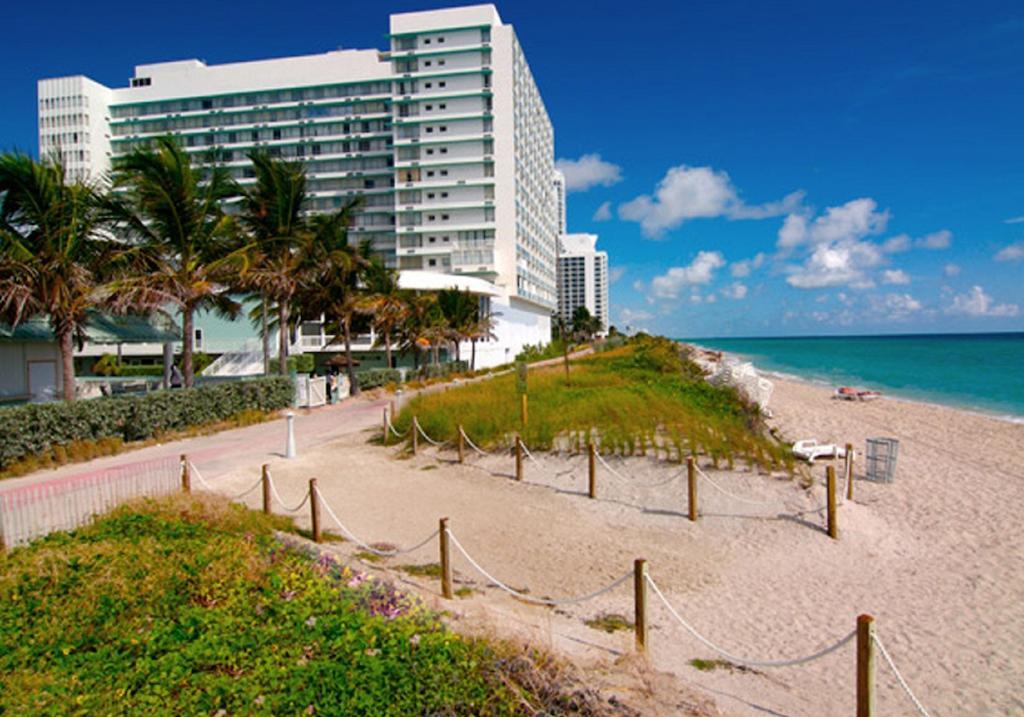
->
[552,169,567,234]
[38,4,556,368]
[557,233,609,334]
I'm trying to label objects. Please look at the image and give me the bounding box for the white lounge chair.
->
[792,439,846,463]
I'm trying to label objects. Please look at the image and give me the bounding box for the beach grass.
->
[0,494,626,716]
[395,335,791,470]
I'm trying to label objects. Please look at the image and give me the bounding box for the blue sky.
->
[2,0,1022,337]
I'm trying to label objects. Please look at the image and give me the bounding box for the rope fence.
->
[1,441,933,716]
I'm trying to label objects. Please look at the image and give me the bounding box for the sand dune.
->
[205,374,1024,716]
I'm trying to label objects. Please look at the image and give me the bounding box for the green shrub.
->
[92,353,122,376]
[0,376,293,470]
[118,365,164,377]
[355,368,403,390]
[0,495,622,716]
[286,354,315,374]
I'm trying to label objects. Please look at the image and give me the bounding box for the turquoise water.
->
[687,333,1024,420]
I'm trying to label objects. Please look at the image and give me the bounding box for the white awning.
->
[397,270,502,297]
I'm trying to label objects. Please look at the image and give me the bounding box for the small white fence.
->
[0,457,181,549]
[294,376,327,408]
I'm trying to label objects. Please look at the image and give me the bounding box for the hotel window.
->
[437,37,445,43]
[425,104,433,111]
[425,82,433,89]
[428,258,437,267]
[439,147,448,154]
[424,38,431,44]
[439,103,447,110]
[441,214,449,220]
[439,81,447,88]
[424,60,432,67]
[438,59,446,66]
[194,328,204,349]
[439,126,447,132]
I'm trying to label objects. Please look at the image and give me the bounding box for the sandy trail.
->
[201,377,1024,717]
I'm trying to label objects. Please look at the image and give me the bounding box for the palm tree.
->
[0,152,114,401]
[107,136,242,388]
[572,306,601,342]
[236,151,310,375]
[358,258,408,370]
[467,305,497,372]
[296,207,365,395]
[399,292,443,373]
[436,288,478,364]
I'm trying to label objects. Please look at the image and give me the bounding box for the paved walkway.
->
[0,397,388,495]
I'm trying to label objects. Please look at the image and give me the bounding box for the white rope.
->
[873,632,934,717]
[267,475,311,513]
[414,418,448,447]
[595,451,630,481]
[459,426,492,456]
[596,452,684,488]
[518,441,545,467]
[189,462,262,501]
[694,464,775,506]
[646,574,856,668]
[446,529,631,606]
[386,413,407,438]
[315,486,439,557]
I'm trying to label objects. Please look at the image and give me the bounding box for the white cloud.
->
[555,154,622,192]
[946,286,1020,317]
[915,229,952,250]
[608,266,626,284]
[647,251,726,299]
[785,241,884,289]
[730,252,765,278]
[882,234,911,253]
[1005,215,1024,224]
[777,198,889,252]
[881,269,911,285]
[872,292,923,320]
[943,263,961,277]
[618,164,803,237]
[779,198,910,290]
[592,201,613,221]
[618,308,653,325]
[994,241,1024,262]
[882,230,951,253]
[721,282,748,300]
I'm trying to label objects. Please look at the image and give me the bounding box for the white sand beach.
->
[200,371,1024,716]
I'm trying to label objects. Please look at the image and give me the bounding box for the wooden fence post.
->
[309,478,321,543]
[180,454,191,493]
[411,417,419,455]
[588,442,597,499]
[857,614,875,717]
[686,457,698,522]
[515,435,523,481]
[521,393,528,428]
[634,558,648,653]
[261,464,271,515]
[846,443,855,500]
[457,425,465,464]
[826,465,838,539]
[439,517,453,599]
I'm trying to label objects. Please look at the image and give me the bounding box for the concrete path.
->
[0,396,388,495]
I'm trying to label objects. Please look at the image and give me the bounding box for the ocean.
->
[687,333,1024,421]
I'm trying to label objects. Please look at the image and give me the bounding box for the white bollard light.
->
[395,388,404,412]
[285,412,296,459]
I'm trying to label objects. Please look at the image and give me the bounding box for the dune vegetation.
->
[395,335,792,471]
[0,494,629,716]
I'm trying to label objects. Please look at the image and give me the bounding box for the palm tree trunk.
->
[261,293,270,376]
[182,307,195,388]
[278,302,289,375]
[384,330,393,369]
[470,338,476,372]
[342,318,359,396]
[57,325,76,402]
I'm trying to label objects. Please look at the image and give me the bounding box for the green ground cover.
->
[396,335,791,470]
[0,495,624,716]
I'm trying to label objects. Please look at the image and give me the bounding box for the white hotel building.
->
[557,233,609,335]
[37,4,558,368]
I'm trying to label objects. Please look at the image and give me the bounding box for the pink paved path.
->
[0,397,388,497]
